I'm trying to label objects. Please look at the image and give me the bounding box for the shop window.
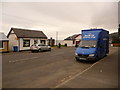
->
[0,41,3,48]
[23,40,30,47]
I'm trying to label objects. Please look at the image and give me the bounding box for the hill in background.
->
[109,32,120,43]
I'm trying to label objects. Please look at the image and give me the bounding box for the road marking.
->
[9,57,38,63]
[52,60,100,89]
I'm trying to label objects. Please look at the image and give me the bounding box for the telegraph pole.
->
[56,32,58,46]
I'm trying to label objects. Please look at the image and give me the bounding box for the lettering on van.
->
[83,33,96,39]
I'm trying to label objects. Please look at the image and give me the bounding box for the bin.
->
[13,46,19,52]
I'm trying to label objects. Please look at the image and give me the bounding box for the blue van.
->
[75,29,109,61]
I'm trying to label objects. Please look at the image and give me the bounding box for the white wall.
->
[8,31,19,51]
[63,40,74,46]
[75,35,82,40]
[63,35,82,46]
[19,38,31,50]
[19,38,48,50]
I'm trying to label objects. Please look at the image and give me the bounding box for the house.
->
[48,37,55,47]
[7,28,48,51]
[0,33,9,52]
[63,34,82,46]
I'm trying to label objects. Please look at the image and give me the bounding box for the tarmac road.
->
[2,46,118,88]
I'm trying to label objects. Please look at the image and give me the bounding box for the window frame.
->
[0,41,3,49]
[23,39,30,47]
[34,40,38,44]
[40,40,46,45]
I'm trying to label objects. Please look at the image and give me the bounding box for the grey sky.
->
[1,2,118,40]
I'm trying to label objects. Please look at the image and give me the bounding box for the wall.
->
[19,38,48,51]
[0,41,9,52]
[63,35,82,46]
[63,40,74,46]
[75,35,82,40]
[8,31,19,51]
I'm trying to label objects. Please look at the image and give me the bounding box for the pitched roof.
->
[0,32,9,41]
[7,28,47,39]
[64,34,81,40]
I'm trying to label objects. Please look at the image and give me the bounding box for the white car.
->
[30,44,51,52]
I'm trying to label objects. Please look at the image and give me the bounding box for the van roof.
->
[82,29,108,32]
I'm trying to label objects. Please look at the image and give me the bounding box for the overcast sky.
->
[1,2,118,40]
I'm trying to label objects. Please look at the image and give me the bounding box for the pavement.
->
[2,46,118,88]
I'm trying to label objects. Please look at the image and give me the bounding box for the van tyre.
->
[75,57,79,61]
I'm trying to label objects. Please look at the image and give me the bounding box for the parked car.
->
[30,44,51,52]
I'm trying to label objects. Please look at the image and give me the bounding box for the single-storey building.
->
[63,34,82,46]
[0,33,9,53]
[7,28,48,51]
[48,37,55,47]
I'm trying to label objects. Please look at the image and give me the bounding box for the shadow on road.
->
[75,55,108,64]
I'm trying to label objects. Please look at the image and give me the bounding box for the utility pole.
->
[56,32,58,46]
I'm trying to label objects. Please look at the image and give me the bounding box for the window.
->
[40,40,46,44]
[0,41,3,48]
[38,44,45,46]
[23,40,30,47]
[34,40,38,44]
[79,40,97,48]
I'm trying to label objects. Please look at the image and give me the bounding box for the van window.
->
[79,40,96,48]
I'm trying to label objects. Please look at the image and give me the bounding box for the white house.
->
[63,34,82,46]
[0,32,9,52]
[7,28,48,51]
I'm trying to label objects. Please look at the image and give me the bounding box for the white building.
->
[63,34,82,46]
[0,32,9,52]
[7,28,48,51]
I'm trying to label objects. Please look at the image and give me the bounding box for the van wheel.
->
[75,57,79,61]
[96,55,100,61]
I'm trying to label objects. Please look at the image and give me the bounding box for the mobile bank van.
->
[75,29,109,61]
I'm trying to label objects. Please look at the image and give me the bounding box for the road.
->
[2,47,118,88]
